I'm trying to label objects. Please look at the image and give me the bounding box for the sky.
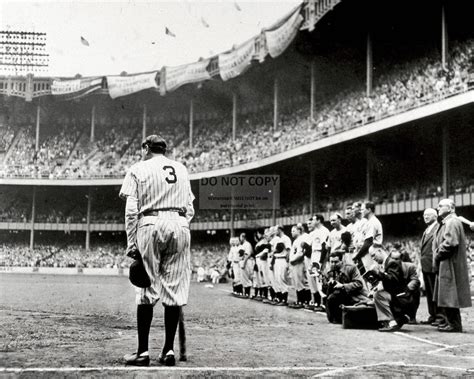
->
[0,0,302,77]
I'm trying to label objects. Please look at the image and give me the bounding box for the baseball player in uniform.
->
[227,237,242,296]
[252,229,267,300]
[289,224,311,308]
[257,228,273,302]
[307,214,330,311]
[270,225,292,305]
[262,227,277,303]
[120,135,194,367]
[238,233,254,298]
[353,201,383,272]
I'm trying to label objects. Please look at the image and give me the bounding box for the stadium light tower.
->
[0,31,49,76]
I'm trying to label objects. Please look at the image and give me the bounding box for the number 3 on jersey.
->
[163,166,177,184]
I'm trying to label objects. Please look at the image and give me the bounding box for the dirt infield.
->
[1,273,473,378]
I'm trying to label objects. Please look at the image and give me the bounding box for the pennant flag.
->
[201,17,210,28]
[80,36,90,46]
[234,2,242,11]
[165,27,176,38]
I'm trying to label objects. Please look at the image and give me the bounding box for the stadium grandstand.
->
[0,0,473,275]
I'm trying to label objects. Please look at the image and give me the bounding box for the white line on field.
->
[0,366,337,373]
[313,361,472,377]
[427,343,474,359]
[393,331,452,348]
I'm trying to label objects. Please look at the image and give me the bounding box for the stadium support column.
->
[85,188,92,251]
[366,146,373,201]
[142,104,147,141]
[230,186,235,237]
[90,105,95,142]
[366,31,373,97]
[441,3,448,70]
[273,77,279,132]
[442,125,450,197]
[35,104,40,152]
[272,179,277,225]
[232,92,237,141]
[29,187,36,251]
[310,60,316,121]
[189,99,194,149]
[310,159,315,215]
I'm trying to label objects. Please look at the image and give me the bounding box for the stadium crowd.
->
[0,40,472,178]
[0,240,230,278]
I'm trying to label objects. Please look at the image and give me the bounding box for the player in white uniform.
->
[270,225,292,305]
[252,229,267,300]
[262,227,277,303]
[238,233,254,298]
[120,135,194,367]
[353,201,383,272]
[307,214,330,311]
[328,213,346,256]
[227,237,242,296]
[288,224,311,308]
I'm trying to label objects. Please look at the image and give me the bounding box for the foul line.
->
[0,366,337,374]
[313,361,473,377]
[427,343,474,360]
[393,331,452,348]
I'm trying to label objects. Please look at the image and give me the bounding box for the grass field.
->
[1,273,473,378]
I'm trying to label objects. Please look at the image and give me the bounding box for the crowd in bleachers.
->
[0,243,130,268]
[0,241,230,275]
[0,40,472,179]
[0,125,15,152]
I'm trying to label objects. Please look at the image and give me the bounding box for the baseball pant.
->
[256,258,268,287]
[273,258,289,293]
[136,213,191,306]
[290,262,309,292]
[240,258,254,288]
[232,262,242,287]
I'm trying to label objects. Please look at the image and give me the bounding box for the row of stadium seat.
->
[0,40,472,179]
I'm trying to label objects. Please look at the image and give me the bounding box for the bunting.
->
[264,6,303,58]
[218,38,255,81]
[51,77,102,100]
[163,59,212,94]
[107,72,159,99]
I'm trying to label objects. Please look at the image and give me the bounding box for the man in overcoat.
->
[419,208,443,324]
[433,199,472,333]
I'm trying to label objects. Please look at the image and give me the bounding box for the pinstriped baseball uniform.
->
[270,234,291,293]
[120,154,195,306]
[289,233,310,291]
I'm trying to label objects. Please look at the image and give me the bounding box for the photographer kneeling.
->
[323,251,370,324]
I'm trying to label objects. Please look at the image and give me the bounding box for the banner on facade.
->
[51,77,102,100]
[107,72,158,99]
[264,7,303,58]
[218,38,255,81]
[163,59,211,93]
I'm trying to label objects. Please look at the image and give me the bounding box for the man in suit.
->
[323,251,370,324]
[419,208,442,325]
[432,199,472,333]
[369,245,420,332]
[389,251,421,324]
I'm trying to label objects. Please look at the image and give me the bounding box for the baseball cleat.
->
[159,350,176,366]
[124,352,150,366]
